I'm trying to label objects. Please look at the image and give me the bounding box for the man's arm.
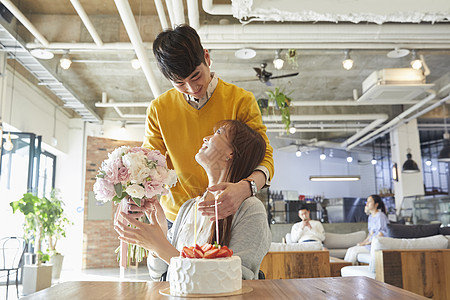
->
[142,101,167,154]
[290,222,303,243]
[199,92,274,219]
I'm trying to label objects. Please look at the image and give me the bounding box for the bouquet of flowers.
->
[93,146,177,267]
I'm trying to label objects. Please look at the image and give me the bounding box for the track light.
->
[371,158,377,165]
[273,49,284,70]
[131,56,141,70]
[346,155,353,163]
[342,50,354,70]
[410,50,422,70]
[320,150,326,160]
[3,132,14,151]
[295,149,302,157]
[60,52,72,70]
[289,126,296,134]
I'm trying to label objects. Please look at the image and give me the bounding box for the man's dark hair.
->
[299,203,310,211]
[153,24,206,81]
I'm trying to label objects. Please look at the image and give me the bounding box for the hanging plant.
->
[265,87,292,132]
[285,49,298,67]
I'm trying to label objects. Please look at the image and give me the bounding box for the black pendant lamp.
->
[438,136,450,162]
[402,149,420,173]
[438,107,450,162]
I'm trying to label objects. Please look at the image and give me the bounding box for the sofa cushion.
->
[328,249,347,259]
[369,235,449,272]
[439,226,450,235]
[340,265,375,279]
[269,242,323,252]
[387,223,441,238]
[323,231,366,249]
[357,253,371,264]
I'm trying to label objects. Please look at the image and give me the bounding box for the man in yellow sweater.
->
[143,24,274,224]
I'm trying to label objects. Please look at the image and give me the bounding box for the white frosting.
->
[168,256,242,295]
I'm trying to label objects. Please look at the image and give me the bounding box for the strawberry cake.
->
[167,243,242,296]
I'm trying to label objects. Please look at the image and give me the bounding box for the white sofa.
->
[285,230,366,259]
[341,234,449,278]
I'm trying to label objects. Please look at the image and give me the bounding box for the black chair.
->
[0,237,26,299]
[258,270,265,280]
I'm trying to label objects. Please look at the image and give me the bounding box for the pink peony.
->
[93,177,116,203]
[102,158,126,184]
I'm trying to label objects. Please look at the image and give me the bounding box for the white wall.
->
[269,148,376,198]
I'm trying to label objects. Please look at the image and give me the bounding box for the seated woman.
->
[343,194,389,265]
[114,120,271,280]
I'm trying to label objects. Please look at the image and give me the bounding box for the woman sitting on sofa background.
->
[344,194,389,265]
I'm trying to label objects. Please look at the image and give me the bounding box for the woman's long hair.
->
[369,194,387,214]
[207,120,266,246]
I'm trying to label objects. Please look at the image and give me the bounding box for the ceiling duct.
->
[357,68,434,103]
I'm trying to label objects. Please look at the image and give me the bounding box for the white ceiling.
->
[0,0,450,152]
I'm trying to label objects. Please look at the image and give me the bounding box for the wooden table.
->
[329,256,352,277]
[22,276,428,299]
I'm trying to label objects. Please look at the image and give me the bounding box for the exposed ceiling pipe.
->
[202,0,232,15]
[26,41,450,51]
[70,0,103,46]
[171,0,186,25]
[0,0,49,47]
[268,128,358,133]
[263,113,387,122]
[340,116,387,147]
[346,91,437,150]
[361,93,450,146]
[114,0,162,98]
[26,42,152,50]
[164,0,176,28]
[186,0,200,29]
[154,0,170,30]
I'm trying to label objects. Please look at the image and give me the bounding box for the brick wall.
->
[83,136,141,269]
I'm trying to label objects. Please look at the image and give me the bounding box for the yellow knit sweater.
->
[143,78,274,221]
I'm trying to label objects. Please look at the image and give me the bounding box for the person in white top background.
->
[288,204,325,243]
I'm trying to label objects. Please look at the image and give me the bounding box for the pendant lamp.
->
[438,106,450,162]
[402,149,420,173]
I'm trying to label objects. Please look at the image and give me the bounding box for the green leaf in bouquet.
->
[114,183,123,198]
[112,195,122,204]
[132,197,141,207]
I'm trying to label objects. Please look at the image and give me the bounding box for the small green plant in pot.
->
[265,87,292,132]
[10,193,50,265]
[10,191,72,267]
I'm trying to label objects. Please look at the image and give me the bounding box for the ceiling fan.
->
[234,63,299,85]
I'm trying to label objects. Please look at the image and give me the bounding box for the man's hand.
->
[302,220,312,229]
[198,181,250,220]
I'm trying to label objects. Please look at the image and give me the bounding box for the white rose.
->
[166,169,178,187]
[126,184,145,199]
[122,152,149,184]
[108,146,129,161]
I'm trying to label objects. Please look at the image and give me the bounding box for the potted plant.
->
[10,191,72,292]
[265,87,293,132]
[45,189,72,280]
[10,193,53,293]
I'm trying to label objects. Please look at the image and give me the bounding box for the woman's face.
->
[365,196,378,212]
[195,126,233,168]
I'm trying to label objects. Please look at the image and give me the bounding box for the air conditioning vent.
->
[357,68,433,103]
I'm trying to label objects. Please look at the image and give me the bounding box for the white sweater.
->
[290,220,325,243]
[147,196,271,281]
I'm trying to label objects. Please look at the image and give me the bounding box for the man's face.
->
[298,209,310,221]
[170,50,211,99]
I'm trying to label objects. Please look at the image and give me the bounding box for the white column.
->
[390,119,425,213]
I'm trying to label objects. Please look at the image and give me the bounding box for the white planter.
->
[50,253,64,280]
[22,264,53,295]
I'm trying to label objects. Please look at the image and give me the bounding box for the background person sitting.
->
[343,194,389,265]
[287,204,325,243]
